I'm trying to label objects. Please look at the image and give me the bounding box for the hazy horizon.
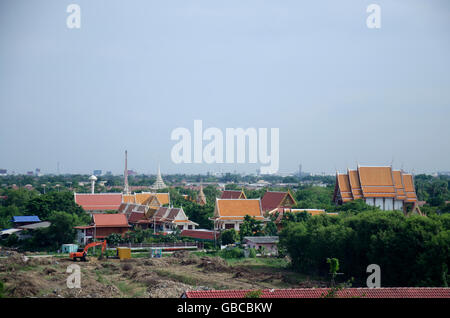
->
[1,1,449,175]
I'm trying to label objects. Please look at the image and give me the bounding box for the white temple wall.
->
[394,200,404,211]
[375,198,384,209]
[384,198,394,211]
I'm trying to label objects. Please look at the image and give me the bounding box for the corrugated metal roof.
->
[11,216,41,223]
[18,221,51,229]
[0,228,23,235]
[243,236,279,244]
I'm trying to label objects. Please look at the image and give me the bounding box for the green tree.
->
[239,215,263,242]
[327,257,339,286]
[221,229,238,245]
[30,211,79,250]
[263,221,278,236]
[106,233,124,245]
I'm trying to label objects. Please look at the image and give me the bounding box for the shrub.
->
[245,290,262,298]
[248,248,257,258]
[106,233,123,246]
[279,211,450,287]
[219,247,245,259]
[221,229,238,245]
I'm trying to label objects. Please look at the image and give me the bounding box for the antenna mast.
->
[124,150,130,195]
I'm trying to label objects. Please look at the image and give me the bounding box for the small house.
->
[243,236,279,256]
[75,214,130,245]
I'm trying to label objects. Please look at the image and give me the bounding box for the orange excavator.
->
[70,240,107,262]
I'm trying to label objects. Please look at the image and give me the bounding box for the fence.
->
[109,241,203,250]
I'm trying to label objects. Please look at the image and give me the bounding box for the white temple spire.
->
[153,164,167,189]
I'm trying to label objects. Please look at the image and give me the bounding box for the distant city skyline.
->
[1,1,449,175]
[1,164,449,177]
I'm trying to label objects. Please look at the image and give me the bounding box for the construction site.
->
[0,246,325,298]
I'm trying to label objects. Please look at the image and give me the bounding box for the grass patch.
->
[153,269,224,289]
[116,281,134,295]
[131,252,149,258]
[192,251,219,257]
[227,257,289,268]
[154,269,198,285]
[281,272,311,285]
[95,271,108,284]
[114,280,146,297]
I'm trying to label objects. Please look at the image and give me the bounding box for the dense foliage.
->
[279,211,450,287]
[221,229,238,245]
[0,189,90,251]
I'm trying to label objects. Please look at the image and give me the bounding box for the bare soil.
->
[0,250,327,298]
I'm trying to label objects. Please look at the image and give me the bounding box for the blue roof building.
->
[11,216,41,224]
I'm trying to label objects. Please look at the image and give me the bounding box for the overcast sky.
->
[0,0,449,175]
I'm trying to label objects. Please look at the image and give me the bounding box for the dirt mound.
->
[0,251,30,271]
[147,279,193,298]
[169,251,200,265]
[5,251,28,265]
[101,262,119,269]
[171,250,189,259]
[28,257,53,266]
[125,269,161,286]
[2,273,44,297]
[43,267,57,275]
[143,258,169,267]
[198,256,229,272]
[180,257,200,266]
[0,247,19,257]
[121,262,133,271]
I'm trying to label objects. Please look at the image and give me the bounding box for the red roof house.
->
[74,213,130,244]
[183,288,450,298]
[74,193,123,213]
[261,191,296,213]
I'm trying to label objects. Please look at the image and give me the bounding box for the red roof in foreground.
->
[184,288,450,298]
[181,230,220,241]
[93,213,129,228]
[74,193,123,211]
